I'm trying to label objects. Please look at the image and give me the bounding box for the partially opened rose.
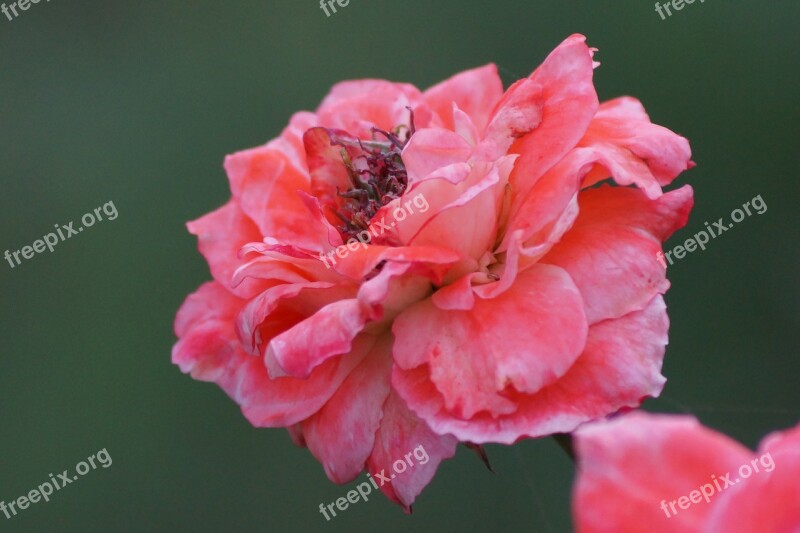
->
[173,34,694,508]
[573,412,800,532]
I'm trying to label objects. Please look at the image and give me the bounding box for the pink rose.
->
[173,34,693,507]
[573,412,800,532]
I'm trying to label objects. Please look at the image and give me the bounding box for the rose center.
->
[331,116,415,241]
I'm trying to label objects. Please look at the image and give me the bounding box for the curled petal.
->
[265,262,429,378]
[224,145,325,250]
[317,81,422,138]
[173,282,365,427]
[580,97,693,191]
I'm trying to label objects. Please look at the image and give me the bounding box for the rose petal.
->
[402,128,474,186]
[423,63,504,133]
[541,185,693,324]
[705,424,800,532]
[224,145,324,249]
[483,34,599,214]
[187,200,268,299]
[173,282,365,427]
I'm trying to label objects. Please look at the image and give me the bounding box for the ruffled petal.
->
[317,81,422,139]
[172,282,365,427]
[579,97,693,193]
[393,295,669,443]
[393,264,588,419]
[237,281,357,358]
[264,262,429,378]
[224,144,324,249]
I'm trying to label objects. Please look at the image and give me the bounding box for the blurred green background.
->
[1,0,797,531]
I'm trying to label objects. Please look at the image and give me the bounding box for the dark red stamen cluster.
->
[331,112,415,240]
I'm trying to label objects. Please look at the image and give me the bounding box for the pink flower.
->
[573,412,800,532]
[173,34,694,508]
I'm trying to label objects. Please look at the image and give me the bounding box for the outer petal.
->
[573,412,752,533]
[483,34,599,215]
[302,334,393,484]
[393,264,588,419]
[187,200,268,299]
[366,391,458,510]
[423,64,504,133]
[394,295,669,443]
[580,97,693,191]
[541,185,693,324]
[172,282,364,427]
[705,424,800,532]
[566,183,694,238]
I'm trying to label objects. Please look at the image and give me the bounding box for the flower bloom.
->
[173,34,694,508]
[573,412,800,532]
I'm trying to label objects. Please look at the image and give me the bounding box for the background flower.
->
[573,412,800,532]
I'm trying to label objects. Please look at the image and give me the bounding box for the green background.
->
[1,0,797,531]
